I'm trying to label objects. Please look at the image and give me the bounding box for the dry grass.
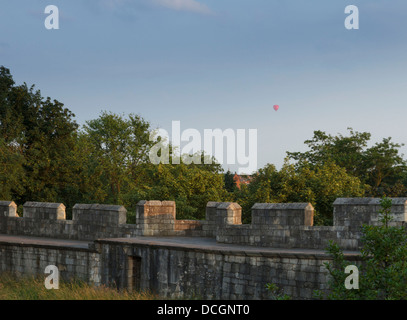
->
[0,273,158,300]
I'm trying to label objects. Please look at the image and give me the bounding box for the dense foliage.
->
[0,66,229,220]
[2,66,407,224]
[320,197,407,299]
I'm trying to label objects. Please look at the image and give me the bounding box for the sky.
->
[1,0,407,173]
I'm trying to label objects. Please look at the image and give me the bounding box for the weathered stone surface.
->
[333,197,407,228]
[96,236,360,299]
[24,202,66,220]
[0,197,406,299]
[0,201,18,218]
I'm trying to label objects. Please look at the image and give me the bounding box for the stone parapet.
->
[0,198,406,250]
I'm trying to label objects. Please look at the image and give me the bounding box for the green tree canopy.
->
[287,128,407,197]
[224,169,237,193]
[0,66,79,204]
[234,160,366,225]
[3,65,407,226]
[81,111,154,204]
[125,156,230,221]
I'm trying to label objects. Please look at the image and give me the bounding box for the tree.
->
[125,156,230,221]
[287,128,407,197]
[287,128,370,178]
[234,160,366,225]
[363,138,406,195]
[81,111,154,204]
[0,137,25,200]
[0,67,25,200]
[0,66,21,142]
[0,66,235,220]
[0,66,79,204]
[321,197,407,300]
[224,170,237,193]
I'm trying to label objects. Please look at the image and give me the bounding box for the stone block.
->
[333,198,407,227]
[73,203,127,226]
[251,203,314,228]
[23,202,66,220]
[0,201,18,217]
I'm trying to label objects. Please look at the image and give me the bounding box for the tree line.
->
[1,66,406,225]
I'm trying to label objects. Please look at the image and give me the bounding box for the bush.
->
[321,197,407,300]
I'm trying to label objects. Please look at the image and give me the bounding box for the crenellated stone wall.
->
[1,198,407,250]
[1,197,406,299]
[0,201,137,240]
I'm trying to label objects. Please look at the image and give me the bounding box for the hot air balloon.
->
[273,105,279,111]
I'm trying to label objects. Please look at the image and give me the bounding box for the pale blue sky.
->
[1,0,407,173]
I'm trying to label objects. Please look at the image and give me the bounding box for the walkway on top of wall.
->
[96,236,361,260]
[0,234,92,251]
[0,234,362,259]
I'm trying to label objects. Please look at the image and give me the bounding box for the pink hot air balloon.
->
[273,105,279,111]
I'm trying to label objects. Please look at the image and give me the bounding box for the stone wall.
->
[136,200,176,236]
[0,200,243,241]
[333,197,407,228]
[0,201,138,240]
[0,234,359,299]
[135,201,242,238]
[96,238,360,299]
[0,236,101,286]
[215,198,407,250]
[1,197,406,300]
[1,198,407,250]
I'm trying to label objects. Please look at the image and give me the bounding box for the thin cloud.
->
[151,0,214,15]
[95,0,214,16]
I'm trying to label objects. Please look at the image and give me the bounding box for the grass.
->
[0,273,158,300]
